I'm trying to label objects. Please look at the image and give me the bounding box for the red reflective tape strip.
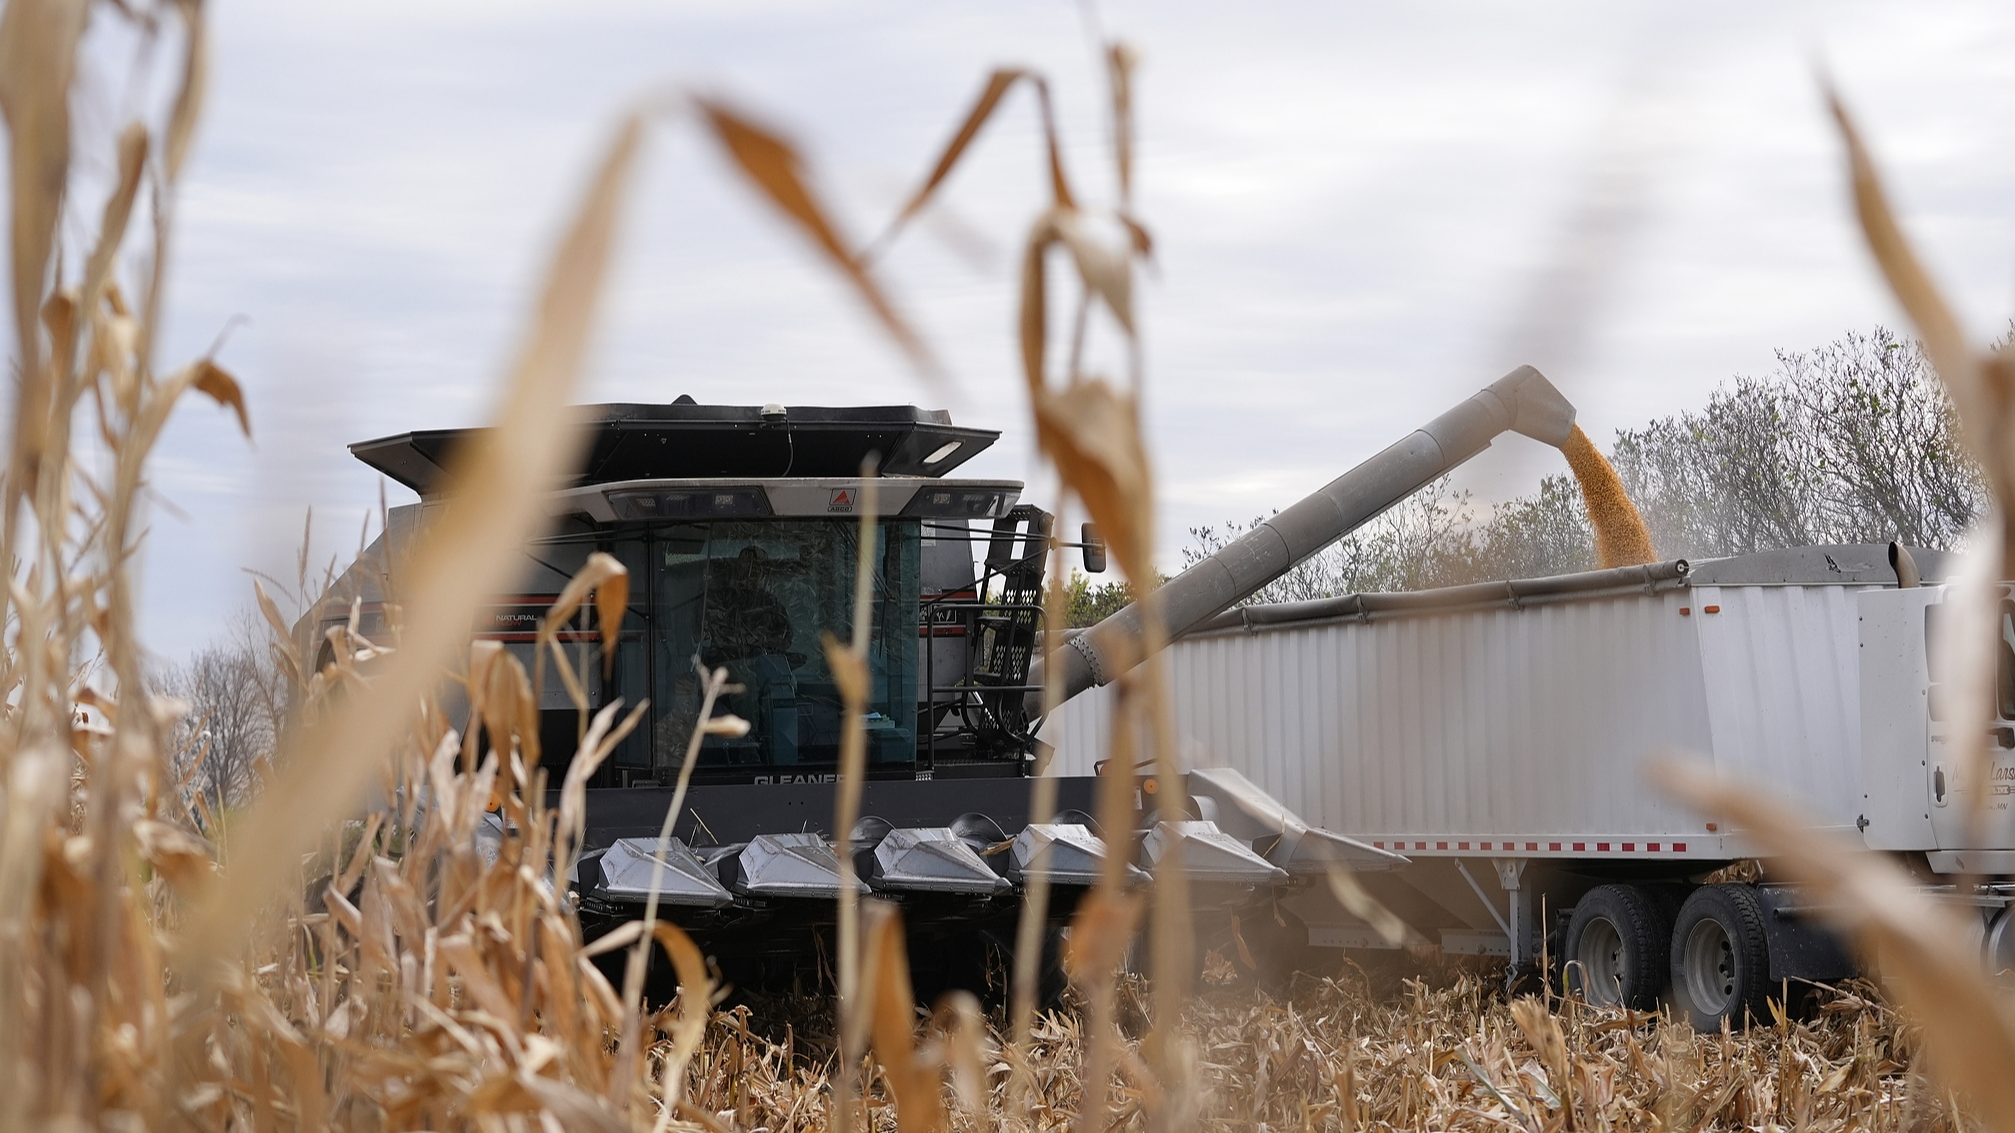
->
[1374,838,1705,854]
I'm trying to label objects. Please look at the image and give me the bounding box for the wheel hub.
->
[1683,919,1737,1015]
[1575,917,1626,1006]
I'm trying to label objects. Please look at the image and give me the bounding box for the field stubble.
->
[661,958,1946,1133]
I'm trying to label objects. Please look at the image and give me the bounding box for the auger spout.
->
[1032,364,1576,713]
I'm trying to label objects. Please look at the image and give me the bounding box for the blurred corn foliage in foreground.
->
[5,2,2015,1132]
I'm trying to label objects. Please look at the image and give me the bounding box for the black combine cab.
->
[349,399,1043,790]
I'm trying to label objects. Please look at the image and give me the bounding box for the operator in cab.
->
[704,546,803,764]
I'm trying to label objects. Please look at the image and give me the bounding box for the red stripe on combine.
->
[1622,842,1635,852]
[1550,842,1561,851]
[1573,843,1585,851]
[1597,842,1610,851]
[1649,842,1661,852]
[1674,842,1686,852]
[1527,842,1539,851]
[1458,842,1470,850]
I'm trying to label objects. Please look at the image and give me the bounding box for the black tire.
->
[1669,883,1773,1031]
[1645,882,1693,928]
[1563,884,1671,1010]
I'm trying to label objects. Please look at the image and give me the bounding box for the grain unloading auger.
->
[1033,363,1579,711]
[320,366,1577,993]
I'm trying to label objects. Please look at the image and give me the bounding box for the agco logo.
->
[827,488,856,513]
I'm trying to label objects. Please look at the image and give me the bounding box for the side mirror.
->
[1081,522,1107,574]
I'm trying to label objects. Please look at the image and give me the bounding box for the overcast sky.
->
[83,0,2015,657]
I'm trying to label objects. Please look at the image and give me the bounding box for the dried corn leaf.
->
[0,0,87,373]
[1829,91,1978,440]
[164,0,209,180]
[872,68,1075,253]
[190,358,251,437]
[1324,863,1416,948]
[1031,380,1154,583]
[521,1075,632,1133]
[1063,887,1142,987]
[696,99,939,382]
[702,712,749,737]
[822,630,870,707]
[650,919,714,1112]
[863,901,945,1133]
[557,699,635,874]
[81,125,148,308]
[1106,44,1136,204]
[539,550,628,684]
[133,818,215,898]
[938,990,988,1112]
[477,642,538,766]
[1016,212,1155,587]
[0,0,88,502]
[1050,207,1134,334]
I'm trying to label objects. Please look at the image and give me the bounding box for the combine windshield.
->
[615,519,920,781]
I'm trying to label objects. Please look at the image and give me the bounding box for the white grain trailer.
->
[1047,543,2015,1027]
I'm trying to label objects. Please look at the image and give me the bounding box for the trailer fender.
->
[1753,885,1855,984]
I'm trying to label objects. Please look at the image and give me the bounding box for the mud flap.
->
[1754,886,1855,983]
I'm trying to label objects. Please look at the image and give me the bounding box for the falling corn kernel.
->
[1562,424,1656,568]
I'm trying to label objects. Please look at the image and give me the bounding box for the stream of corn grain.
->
[1562,424,1658,569]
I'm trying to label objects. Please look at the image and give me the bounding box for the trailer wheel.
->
[1670,883,1772,1030]
[1564,884,1670,1010]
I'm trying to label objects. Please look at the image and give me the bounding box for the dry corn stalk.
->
[872,43,1199,1131]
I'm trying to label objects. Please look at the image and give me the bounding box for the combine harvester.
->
[317,367,1578,995]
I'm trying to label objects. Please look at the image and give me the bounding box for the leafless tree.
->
[1468,473,1597,579]
[161,608,289,820]
[1611,328,1984,558]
